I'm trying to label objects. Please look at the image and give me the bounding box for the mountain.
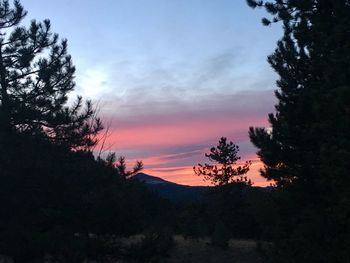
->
[133,173,209,203]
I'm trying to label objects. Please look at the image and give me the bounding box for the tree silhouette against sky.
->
[194,137,252,186]
[248,0,350,261]
[0,0,102,150]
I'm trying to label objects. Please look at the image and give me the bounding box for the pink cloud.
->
[97,89,275,187]
[106,114,267,150]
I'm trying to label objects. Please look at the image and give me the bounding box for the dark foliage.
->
[0,132,168,261]
[171,184,271,241]
[0,1,172,261]
[248,0,350,262]
[1,228,121,263]
[125,229,174,263]
[211,221,230,249]
[0,0,102,150]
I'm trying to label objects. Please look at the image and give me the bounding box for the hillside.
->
[133,173,209,202]
[133,173,272,203]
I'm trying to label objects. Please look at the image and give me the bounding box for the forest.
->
[0,0,349,262]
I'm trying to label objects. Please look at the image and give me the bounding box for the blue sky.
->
[20,0,282,185]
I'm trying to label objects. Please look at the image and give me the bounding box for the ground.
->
[0,235,266,263]
[164,236,266,263]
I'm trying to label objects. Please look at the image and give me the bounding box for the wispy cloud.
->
[101,88,275,147]
[95,82,275,186]
[22,0,281,186]
[79,47,276,187]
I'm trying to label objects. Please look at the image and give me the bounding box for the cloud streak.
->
[21,0,281,187]
[97,88,276,186]
[143,156,269,186]
[76,39,277,187]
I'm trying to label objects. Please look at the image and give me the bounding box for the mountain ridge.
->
[133,173,273,203]
[133,173,209,202]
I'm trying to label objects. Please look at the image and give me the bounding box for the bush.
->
[0,227,120,263]
[126,229,174,263]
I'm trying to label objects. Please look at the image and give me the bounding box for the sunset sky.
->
[22,0,282,186]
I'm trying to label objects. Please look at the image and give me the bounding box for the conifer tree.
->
[0,0,102,150]
[194,137,251,186]
[103,153,143,179]
[248,0,350,190]
[247,1,350,261]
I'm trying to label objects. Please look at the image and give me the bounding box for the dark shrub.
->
[126,229,174,263]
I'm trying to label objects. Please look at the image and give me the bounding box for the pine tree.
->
[247,1,350,261]
[194,137,251,186]
[0,0,102,150]
[102,153,143,179]
[247,0,350,190]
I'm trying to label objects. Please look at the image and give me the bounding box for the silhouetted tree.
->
[0,0,102,150]
[194,137,251,186]
[102,153,143,178]
[248,1,350,262]
[0,2,172,261]
[247,0,350,189]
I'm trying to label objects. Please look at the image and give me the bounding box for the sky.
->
[21,0,282,186]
